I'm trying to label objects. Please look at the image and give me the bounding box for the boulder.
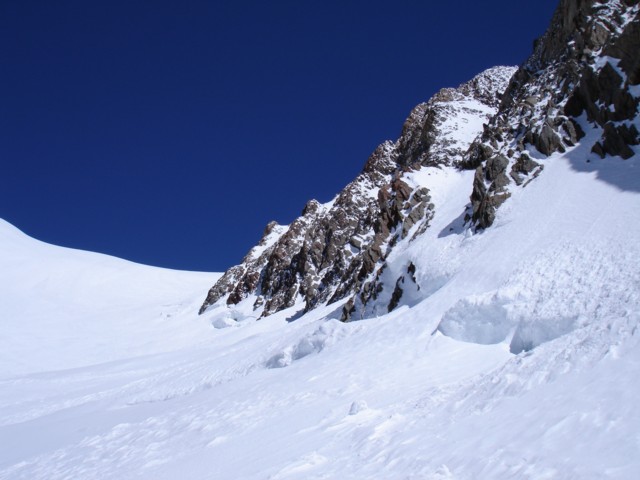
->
[485,155,509,181]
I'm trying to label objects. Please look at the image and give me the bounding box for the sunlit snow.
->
[2,131,639,478]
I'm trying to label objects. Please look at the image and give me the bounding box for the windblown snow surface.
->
[2,139,640,478]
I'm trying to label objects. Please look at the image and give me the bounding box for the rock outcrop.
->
[201,0,639,322]
[467,0,639,229]
[199,67,516,318]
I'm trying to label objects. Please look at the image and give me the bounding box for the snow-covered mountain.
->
[2,0,640,478]
[199,66,518,320]
[200,0,640,323]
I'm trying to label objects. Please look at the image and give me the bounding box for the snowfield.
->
[0,220,221,377]
[2,141,640,478]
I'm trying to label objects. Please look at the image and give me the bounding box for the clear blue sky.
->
[1,0,559,271]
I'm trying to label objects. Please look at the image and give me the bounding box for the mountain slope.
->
[2,0,640,478]
[199,66,517,320]
[200,0,639,323]
[467,0,640,228]
[0,219,221,376]
[2,140,639,478]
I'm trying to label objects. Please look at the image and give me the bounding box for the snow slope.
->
[2,133,639,478]
[0,219,221,376]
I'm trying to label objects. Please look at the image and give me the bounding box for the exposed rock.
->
[387,276,404,313]
[466,0,639,230]
[510,153,542,186]
[200,66,515,318]
[512,153,540,175]
[591,141,606,158]
[200,0,640,324]
[604,11,640,85]
[560,118,584,145]
[594,122,639,159]
[396,66,516,168]
[525,95,540,107]
[459,142,493,170]
[490,173,510,192]
[407,262,418,285]
[402,201,427,238]
[485,155,509,181]
[535,124,566,156]
[471,158,513,228]
[565,61,639,126]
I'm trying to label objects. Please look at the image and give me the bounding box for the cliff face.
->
[201,0,639,321]
[199,67,516,318]
[467,0,639,228]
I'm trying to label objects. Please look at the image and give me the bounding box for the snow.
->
[243,223,287,262]
[2,136,640,478]
[0,219,221,376]
[434,98,494,159]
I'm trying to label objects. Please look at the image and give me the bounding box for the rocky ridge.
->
[199,66,516,319]
[466,0,639,228]
[201,0,639,322]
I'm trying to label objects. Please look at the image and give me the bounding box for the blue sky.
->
[1,0,559,271]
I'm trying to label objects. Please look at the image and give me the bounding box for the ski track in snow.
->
[1,144,640,478]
